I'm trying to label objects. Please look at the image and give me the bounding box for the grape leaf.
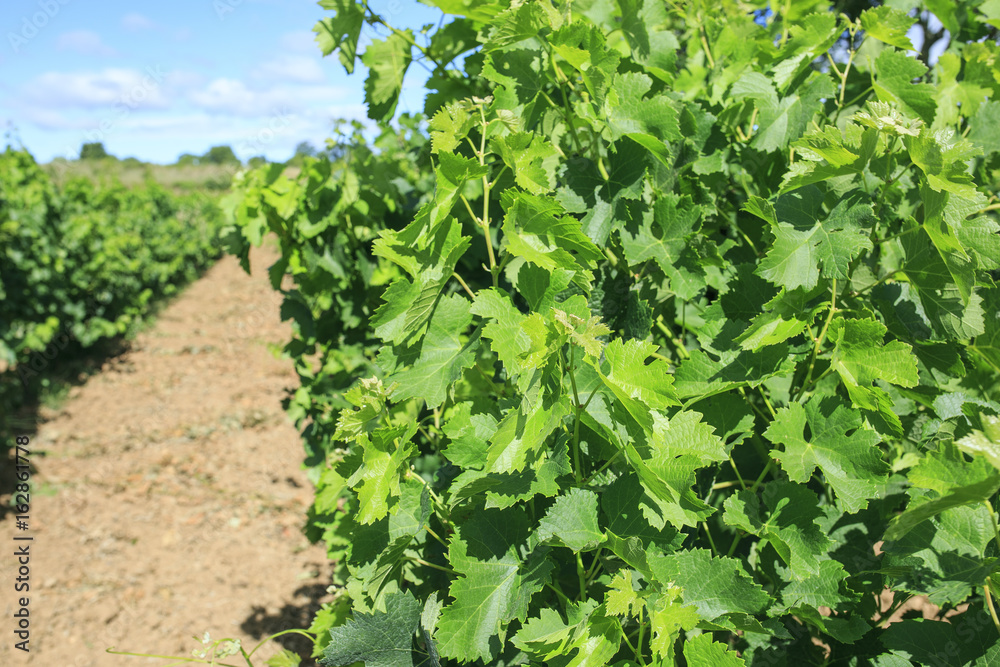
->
[537,487,605,552]
[764,396,888,513]
[683,632,746,666]
[320,590,421,667]
[723,480,833,580]
[650,549,772,620]
[362,31,413,121]
[382,294,480,408]
[436,509,553,662]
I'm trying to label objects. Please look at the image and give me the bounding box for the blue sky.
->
[1,0,442,163]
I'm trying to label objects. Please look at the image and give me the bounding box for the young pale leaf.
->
[859,6,917,51]
[348,424,417,525]
[649,585,700,662]
[605,569,641,617]
[683,632,746,667]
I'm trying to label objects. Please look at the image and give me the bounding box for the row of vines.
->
[0,147,224,429]
[224,0,1000,664]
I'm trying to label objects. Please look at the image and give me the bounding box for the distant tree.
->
[201,145,239,165]
[247,155,268,168]
[294,141,318,158]
[79,142,109,160]
[176,153,200,166]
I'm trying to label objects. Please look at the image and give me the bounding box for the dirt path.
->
[1,246,331,667]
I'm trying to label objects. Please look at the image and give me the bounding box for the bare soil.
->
[1,245,331,667]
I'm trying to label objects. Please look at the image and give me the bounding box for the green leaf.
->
[883,502,995,606]
[618,193,706,297]
[362,31,413,121]
[383,294,480,408]
[266,649,301,667]
[486,392,571,474]
[514,601,623,664]
[537,487,605,552]
[736,288,823,351]
[828,317,918,425]
[320,590,421,667]
[752,188,874,292]
[436,509,553,662]
[314,0,365,73]
[673,346,795,401]
[775,559,853,613]
[650,549,772,620]
[603,72,681,143]
[872,50,936,124]
[884,475,1000,542]
[372,217,471,345]
[599,338,680,410]
[723,480,832,580]
[500,191,604,290]
[683,632,746,666]
[492,132,560,195]
[348,424,418,525]
[764,397,888,513]
[968,100,1000,155]
[732,71,835,152]
[899,225,986,340]
[859,6,916,51]
[880,612,1000,666]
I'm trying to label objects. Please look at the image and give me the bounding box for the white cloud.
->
[55,30,118,57]
[121,13,156,31]
[22,68,170,110]
[186,76,349,117]
[251,54,326,84]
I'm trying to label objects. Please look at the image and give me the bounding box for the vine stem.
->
[985,500,1000,636]
[406,469,451,527]
[452,272,476,300]
[476,104,498,287]
[582,450,623,485]
[566,345,584,483]
[405,556,456,575]
[575,552,588,601]
[795,279,837,402]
